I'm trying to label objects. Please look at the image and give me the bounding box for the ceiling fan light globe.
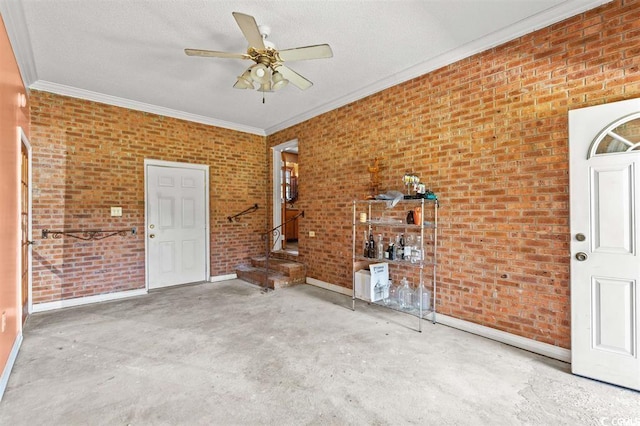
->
[237,70,254,89]
[272,79,288,91]
[250,64,270,84]
[272,71,289,91]
[233,79,252,89]
[260,81,273,92]
[233,81,246,89]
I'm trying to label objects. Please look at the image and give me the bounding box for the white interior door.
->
[569,98,640,391]
[146,161,209,289]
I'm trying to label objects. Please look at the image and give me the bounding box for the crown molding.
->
[0,0,38,88]
[6,0,611,137]
[30,81,266,136]
[264,0,612,135]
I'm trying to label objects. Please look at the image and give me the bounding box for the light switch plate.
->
[111,206,122,217]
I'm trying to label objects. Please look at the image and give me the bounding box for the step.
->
[249,257,306,285]
[235,265,294,290]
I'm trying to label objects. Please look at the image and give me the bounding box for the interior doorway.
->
[19,128,32,323]
[272,139,299,255]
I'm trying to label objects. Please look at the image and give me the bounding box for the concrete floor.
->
[1,280,638,425]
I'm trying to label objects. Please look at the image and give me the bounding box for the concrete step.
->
[235,265,294,290]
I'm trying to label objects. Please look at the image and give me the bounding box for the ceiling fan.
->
[185,12,333,93]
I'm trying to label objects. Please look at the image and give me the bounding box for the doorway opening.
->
[19,127,32,324]
[272,139,299,255]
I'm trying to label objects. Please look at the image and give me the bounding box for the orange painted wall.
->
[0,14,29,376]
[267,0,640,349]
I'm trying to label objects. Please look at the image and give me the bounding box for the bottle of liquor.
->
[399,234,405,260]
[363,230,369,258]
[388,238,395,260]
[368,231,375,258]
[395,234,403,261]
[377,234,384,260]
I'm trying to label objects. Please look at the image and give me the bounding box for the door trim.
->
[144,159,210,291]
[272,139,298,251]
[18,127,32,322]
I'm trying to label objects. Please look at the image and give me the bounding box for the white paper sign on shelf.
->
[369,262,389,301]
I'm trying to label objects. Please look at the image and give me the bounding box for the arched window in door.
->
[588,112,640,158]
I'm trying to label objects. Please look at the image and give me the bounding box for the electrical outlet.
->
[309,231,315,237]
[110,206,122,217]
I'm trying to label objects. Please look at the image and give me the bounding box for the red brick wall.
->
[268,0,640,348]
[30,91,266,303]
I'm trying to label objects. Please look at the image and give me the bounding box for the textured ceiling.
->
[2,0,611,135]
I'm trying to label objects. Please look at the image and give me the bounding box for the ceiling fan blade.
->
[277,65,313,90]
[278,44,333,62]
[232,12,265,49]
[185,49,249,60]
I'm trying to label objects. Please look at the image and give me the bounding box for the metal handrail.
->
[228,204,259,222]
[42,228,137,241]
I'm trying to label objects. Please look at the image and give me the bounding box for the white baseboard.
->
[32,288,148,313]
[210,273,237,283]
[435,313,571,362]
[0,332,23,402]
[306,277,352,296]
[307,278,570,362]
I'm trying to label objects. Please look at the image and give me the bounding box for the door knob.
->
[149,234,156,239]
[576,233,586,241]
[575,252,588,261]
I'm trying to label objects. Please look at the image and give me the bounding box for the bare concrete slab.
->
[1,280,638,425]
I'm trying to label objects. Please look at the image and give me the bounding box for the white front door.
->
[145,161,209,289]
[569,98,640,391]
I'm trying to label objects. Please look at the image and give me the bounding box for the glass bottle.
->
[414,236,422,264]
[395,235,403,261]
[388,238,395,260]
[363,230,369,258]
[377,234,384,260]
[368,231,375,258]
[414,285,432,315]
[405,234,414,263]
[386,278,397,307]
[398,277,413,310]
